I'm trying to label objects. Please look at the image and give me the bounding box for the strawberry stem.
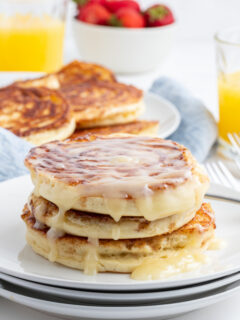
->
[148,6,168,22]
[108,15,123,27]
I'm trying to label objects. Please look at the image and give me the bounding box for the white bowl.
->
[72,20,177,74]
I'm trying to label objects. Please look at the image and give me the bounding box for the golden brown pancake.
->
[22,203,215,273]
[13,60,116,90]
[0,86,75,145]
[13,61,144,128]
[56,60,117,86]
[25,135,209,221]
[68,121,159,141]
[59,81,144,128]
[28,193,196,239]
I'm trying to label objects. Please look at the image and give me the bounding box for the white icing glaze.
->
[84,237,99,275]
[33,220,45,230]
[26,136,193,199]
[131,249,208,281]
[46,227,65,262]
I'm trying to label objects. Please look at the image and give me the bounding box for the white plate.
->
[1,272,240,305]
[142,92,180,138]
[0,72,180,139]
[1,278,240,319]
[0,175,240,291]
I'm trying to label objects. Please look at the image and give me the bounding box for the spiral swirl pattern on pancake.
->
[25,135,209,221]
[56,60,117,86]
[68,120,159,141]
[0,86,75,144]
[59,81,144,126]
[26,135,192,192]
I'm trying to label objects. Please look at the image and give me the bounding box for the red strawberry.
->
[144,4,174,27]
[74,0,107,8]
[106,0,140,13]
[77,3,111,25]
[109,7,145,28]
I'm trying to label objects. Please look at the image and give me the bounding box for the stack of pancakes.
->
[22,135,215,278]
[0,60,150,145]
[0,61,151,145]
[15,61,144,129]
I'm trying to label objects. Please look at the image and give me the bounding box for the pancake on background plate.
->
[68,120,159,140]
[14,61,145,129]
[59,81,144,128]
[0,86,75,145]
[14,60,116,89]
[22,135,215,279]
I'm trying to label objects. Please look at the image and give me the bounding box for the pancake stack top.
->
[22,135,216,280]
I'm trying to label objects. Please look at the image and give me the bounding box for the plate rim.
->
[1,279,240,319]
[1,271,240,302]
[143,91,181,138]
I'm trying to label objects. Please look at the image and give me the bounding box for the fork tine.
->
[218,161,240,191]
[204,164,214,182]
[233,132,240,147]
[228,133,240,155]
[205,163,222,185]
[210,162,233,188]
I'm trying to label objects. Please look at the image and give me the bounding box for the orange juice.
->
[218,72,240,140]
[0,14,65,72]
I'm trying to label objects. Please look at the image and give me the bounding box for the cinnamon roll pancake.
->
[68,121,159,140]
[14,60,116,89]
[0,86,75,145]
[25,135,209,222]
[13,60,144,128]
[22,203,215,273]
[28,194,196,240]
[59,81,144,128]
[56,60,117,86]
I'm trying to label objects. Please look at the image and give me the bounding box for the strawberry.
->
[106,0,140,13]
[109,7,145,28]
[74,0,107,8]
[144,4,174,27]
[77,3,111,25]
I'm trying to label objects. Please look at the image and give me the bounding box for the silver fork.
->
[227,132,240,170]
[205,161,240,192]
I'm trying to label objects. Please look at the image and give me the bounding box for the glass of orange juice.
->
[0,0,67,72]
[215,27,240,140]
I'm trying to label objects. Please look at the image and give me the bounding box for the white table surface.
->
[1,5,240,317]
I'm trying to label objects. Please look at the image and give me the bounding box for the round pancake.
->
[59,81,144,128]
[22,203,215,273]
[0,86,75,145]
[29,194,196,240]
[56,60,117,86]
[25,135,209,222]
[73,105,144,129]
[68,120,159,141]
[13,60,116,90]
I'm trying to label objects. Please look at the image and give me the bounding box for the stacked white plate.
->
[1,176,240,319]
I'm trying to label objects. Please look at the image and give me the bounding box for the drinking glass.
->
[0,0,68,72]
[215,27,240,140]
